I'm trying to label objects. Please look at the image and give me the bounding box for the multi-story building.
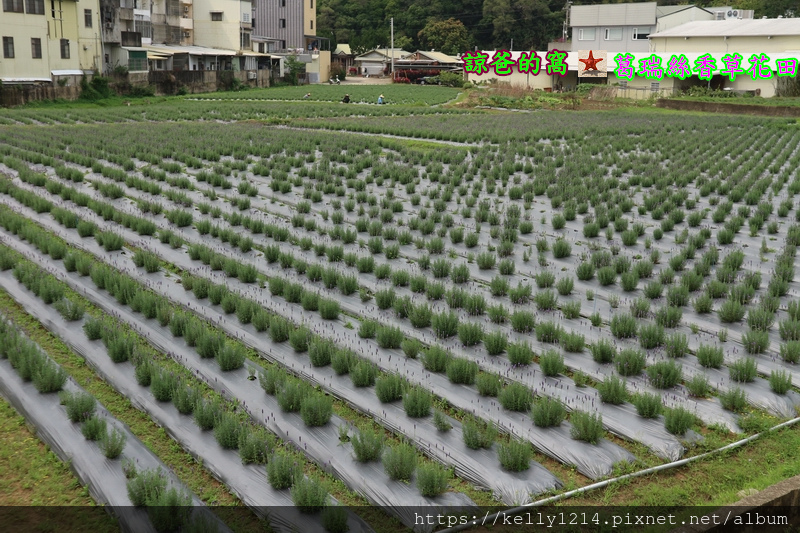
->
[192,0,251,51]
[252,0,316,53]
[568,2,715,54]
[251,0,327,82]
[1,0,105,81]
[1,0,53,80]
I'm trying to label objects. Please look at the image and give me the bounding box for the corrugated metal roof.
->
[355,48,409,60]
[400,50,460,64]
[144,44,237,56]
[333,44,352,56]
[2,77,52,83]
[650,18,800,38]
[571,2,656,27]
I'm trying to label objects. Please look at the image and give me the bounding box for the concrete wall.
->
[305,49,329,83]
[0,84,80,106]
[0,68,268,106]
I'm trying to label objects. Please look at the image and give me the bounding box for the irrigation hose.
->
[436,415,800,533]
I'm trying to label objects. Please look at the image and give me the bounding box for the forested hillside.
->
[317,0,795,55]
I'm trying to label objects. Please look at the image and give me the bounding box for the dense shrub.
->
[403,387,432,417]
[126,467,168,507]
[383,442,417,482]
[351,428,384,462]
[719,387,747,412]
[422,346,451,373]
[647,360,682,389]
[610,314,637,339]
[267,453,301,489]
[350,361,378,387]
[213,412,242,449]
[729,357,757,383]
[570,411,603,444]
[597,375,628,404]
[417,463,450,497]
[61,390,96,422]
[591,339,616,364]
[769,370,792,395]
[664,407,695,435]
[614,349,646,376]
[633,392,662,418]
[539,350,564,376]
[446,358,478,385]
[300,393,333,427]
[476,373,502,396]
[531,397,566,428]
[375,374,405,403]
[499,382,532,412]
[498,440,532,472]
[462,417,497,449]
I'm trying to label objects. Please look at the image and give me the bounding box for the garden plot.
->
[0,318,227,533]
[190,85,461,105]
[0,253,372,533]
[0,196,626,486]
[3,139,796,450]
[0,188,638,481]
[1,107,800,520]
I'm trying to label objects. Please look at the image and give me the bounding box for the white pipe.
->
[436,415,800,533]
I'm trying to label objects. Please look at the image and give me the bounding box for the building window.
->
[60,38,69,59]
[241,31,250,49]
[280,0,285,6]
[310,0,313,7]
[25,0,43,14]
[2,37,14,58]
[211,11,222,21]
[650,81,660,92]
[604,27,622,41]
[279,18,286,28]
[135,15,152,39]
[632,27,650,40]
[31,37,41,58]
[310,20,313,30]
[84,9,92,27]
[618,80,627,88]
[3,0,23,12]
[577,28,595,41]
[242,12,250,23]
[281,40,286,49]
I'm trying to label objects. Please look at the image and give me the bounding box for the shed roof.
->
[650,18,800,38]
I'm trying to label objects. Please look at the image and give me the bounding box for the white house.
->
[354,48,408,76]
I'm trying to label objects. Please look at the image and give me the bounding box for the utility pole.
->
[390,17,394,77]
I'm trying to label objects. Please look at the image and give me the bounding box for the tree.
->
[285,56,305,85]
[482,0,561,51]
[394,34,414,52]
[418,18,471,55]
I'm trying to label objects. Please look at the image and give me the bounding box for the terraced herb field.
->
[1,96,799,532]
